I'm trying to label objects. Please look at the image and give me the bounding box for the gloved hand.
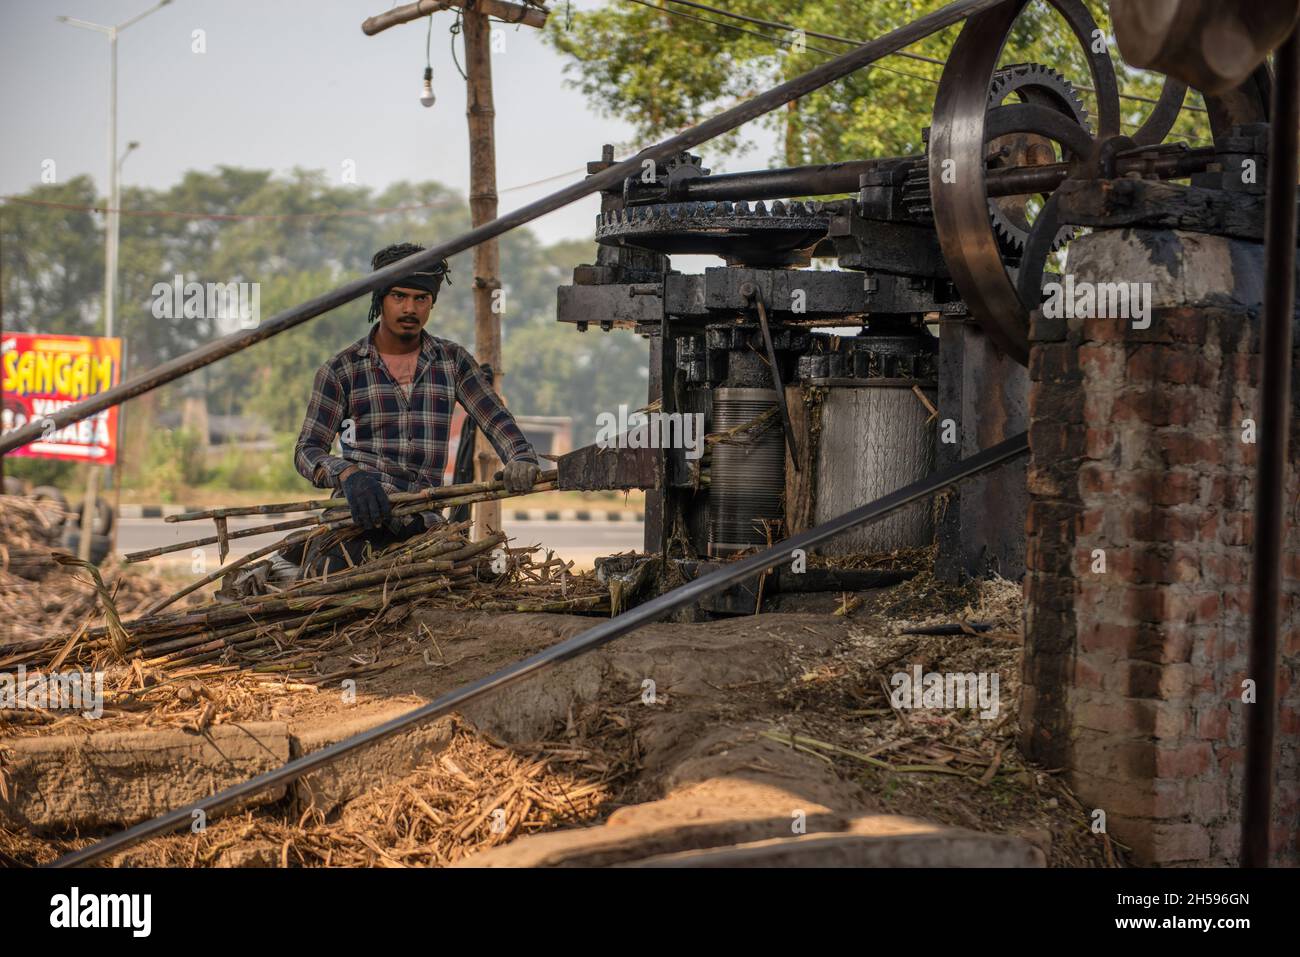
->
[341,469,392,529]
[500,458,541,494]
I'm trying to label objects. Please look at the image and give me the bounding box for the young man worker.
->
[292,241,540,574]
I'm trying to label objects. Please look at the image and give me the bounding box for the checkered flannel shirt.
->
[295,327,537,494]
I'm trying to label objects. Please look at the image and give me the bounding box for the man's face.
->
[379,285,434,343]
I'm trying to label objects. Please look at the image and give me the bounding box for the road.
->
[114,516,644,571]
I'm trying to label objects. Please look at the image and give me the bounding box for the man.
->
[292,241,540,573]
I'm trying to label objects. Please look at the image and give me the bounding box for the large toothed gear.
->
[596,199,831,267]
[987,63,1088,129]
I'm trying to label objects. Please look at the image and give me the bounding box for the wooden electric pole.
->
[362,0,548,539]
[462,7,504,537]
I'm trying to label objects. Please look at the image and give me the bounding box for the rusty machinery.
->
[553,0,1274,613]
[41,0,1300,869]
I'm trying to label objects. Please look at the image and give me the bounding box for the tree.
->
[1,176,104,336]
[543,0,1211,174]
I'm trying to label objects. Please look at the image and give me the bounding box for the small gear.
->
[662,152,709,176]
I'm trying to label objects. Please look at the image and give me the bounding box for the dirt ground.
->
[1,558,1123,868]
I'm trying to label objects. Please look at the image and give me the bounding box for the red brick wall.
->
[1023,259,1299,865]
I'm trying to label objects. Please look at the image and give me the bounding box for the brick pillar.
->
[1023,227,1300,866]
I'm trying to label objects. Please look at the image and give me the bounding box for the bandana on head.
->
[367,242,452,323]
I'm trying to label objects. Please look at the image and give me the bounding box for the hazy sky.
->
[1,0,775,247]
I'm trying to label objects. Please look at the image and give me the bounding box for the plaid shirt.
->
[295,327,537,494]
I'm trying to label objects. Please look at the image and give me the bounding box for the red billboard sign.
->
[1,333,123,465]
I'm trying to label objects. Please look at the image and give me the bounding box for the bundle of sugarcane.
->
[3,523,608,676]
[122,470,559,614]
[1,471,609,677]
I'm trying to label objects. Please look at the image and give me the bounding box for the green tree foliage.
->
[1,176,104,335]
[544,0,1211,172]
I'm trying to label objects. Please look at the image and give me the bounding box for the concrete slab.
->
[629,820,1045,867]
[456,779,1044,868]
[0,722,290,831]
[291,704,457,816]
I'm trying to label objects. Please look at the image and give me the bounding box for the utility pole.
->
[362,0,549,539]
[463,6,504,536]
[57,0,172,559]
[109,142,139,558]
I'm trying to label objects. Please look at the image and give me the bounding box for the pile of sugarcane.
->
[1,471,610,676]
[0,494,68,579]
[120,470,562,613]
[0,496,176,659]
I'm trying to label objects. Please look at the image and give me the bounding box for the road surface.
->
[114,515,644,572]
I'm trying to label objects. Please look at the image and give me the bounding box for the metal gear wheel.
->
[596,199,831,267]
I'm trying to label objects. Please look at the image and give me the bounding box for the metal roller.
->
[708,387,786,556]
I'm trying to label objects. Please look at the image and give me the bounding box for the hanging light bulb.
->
[420,66,435,108]
[418,14,437,109]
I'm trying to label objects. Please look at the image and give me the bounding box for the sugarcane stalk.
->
[128,562,478,660]
[263,560,475,601]
[129,484,549,564]
[73,530,496,646]
[311,482,552,525]
[12,496,607,677]
[145,576,469,668]
[163,470,558,522]
[314,529,504,580]
[706,406,778,446]
[124,513,323,563]
[142,605,362,664]
[143,529,316,616]
[144,602,374,663]
[473,595,608,613]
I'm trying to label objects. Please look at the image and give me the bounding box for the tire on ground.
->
[30,485,70,532]
[90,496,114,536]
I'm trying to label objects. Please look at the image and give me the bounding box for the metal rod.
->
[0,0,1008,458]
[623,158,904,204]
[48,431,1028,867]
[620,147,1217,208]
[1242,28,1300,870]
[744,284,800,469]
